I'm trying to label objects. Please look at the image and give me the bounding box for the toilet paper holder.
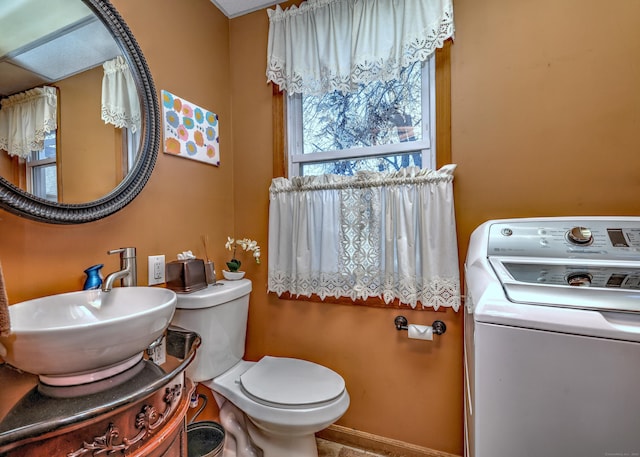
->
[394,316,447,335]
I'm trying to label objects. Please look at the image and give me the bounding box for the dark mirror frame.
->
[0,0,159,224]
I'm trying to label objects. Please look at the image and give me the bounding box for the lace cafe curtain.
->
[0,86,57,159]
[266,0,454,95]
[101,56,141,133]
[268,165,461,310]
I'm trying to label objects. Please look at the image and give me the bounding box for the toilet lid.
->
[240,356,345,406]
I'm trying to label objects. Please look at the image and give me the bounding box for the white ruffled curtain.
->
[0,86,57,159]
[266,0,454,95]
[268,165,461,310]
[101,56,141,133]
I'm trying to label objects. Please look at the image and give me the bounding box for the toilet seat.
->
[207,358,350,446]
[240,356,345,408]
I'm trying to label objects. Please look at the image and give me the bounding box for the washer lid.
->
[240,356,345,406]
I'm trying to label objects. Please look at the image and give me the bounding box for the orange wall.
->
[451,0,640,259]
[57,66,121,203]
[0,154,14,185]
[2,0,640,456]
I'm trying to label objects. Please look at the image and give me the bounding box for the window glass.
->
[27,131,57,201]
[30,163,57,201]
[302,61,422,153]
[288,57,434,176]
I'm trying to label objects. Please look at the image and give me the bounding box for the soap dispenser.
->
[83,264,104,290]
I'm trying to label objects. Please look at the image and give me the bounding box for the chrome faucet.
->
[103,247,137,292]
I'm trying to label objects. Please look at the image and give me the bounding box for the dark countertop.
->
[0,328,199,451]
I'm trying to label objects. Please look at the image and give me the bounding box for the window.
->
[26,131,57,202]
[122,127,141,174]
[287,56,435,177]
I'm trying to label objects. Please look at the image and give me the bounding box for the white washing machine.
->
[464,217,640,457]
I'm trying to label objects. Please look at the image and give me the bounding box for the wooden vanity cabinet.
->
[1,376,194,457]
[0,330,202,457]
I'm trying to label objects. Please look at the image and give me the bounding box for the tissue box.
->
[166,259,207,293]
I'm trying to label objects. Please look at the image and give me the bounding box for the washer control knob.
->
[567,226,593,245]
[567,273,592,287]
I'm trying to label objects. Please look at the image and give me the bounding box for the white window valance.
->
[0,86,57,159]
[268,165,461,310]
[266,0,454,95]
[101,56,141,133]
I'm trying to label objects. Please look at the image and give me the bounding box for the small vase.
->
[222,270,245,280]
[83,264,104,290]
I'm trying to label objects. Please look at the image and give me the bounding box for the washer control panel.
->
[567,226,593,245]
[487,219,640,260]
[499,261,640,289]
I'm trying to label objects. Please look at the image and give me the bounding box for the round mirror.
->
[0,0,159,224]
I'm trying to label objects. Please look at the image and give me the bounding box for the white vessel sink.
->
[0,287,177,386]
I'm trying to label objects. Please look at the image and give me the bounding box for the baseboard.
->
[316,424,461,457]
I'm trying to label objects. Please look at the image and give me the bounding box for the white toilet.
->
[171,279,350,457]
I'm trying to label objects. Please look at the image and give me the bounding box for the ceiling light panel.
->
[9,19,121,82]
[0,0,92,56]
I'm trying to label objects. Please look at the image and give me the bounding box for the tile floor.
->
[316,438,390,457]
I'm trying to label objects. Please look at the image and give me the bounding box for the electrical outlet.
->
[148,255,165,285]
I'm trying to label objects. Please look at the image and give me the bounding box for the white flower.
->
[225,236,262,265]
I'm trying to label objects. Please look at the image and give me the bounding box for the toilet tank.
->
[171,279,252,383]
